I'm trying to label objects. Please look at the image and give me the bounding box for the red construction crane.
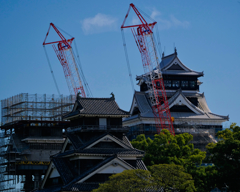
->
[121,4,175,135]
[43,23,86,97]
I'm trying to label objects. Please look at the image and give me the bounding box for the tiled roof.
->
[159,52,203,76]
[136,159,148,170]
[63,156,115,189]
[52,157,76,184]
[162,70,203,76]
[66,132,133,151]
[122,135,133,148]
[66,132,84,149]
[134,91,152,114]
[77,133,108,150]
[124,90,228,123]
[160,53,176,69]
[54,147,144,159]
[74,148,144,155]
[64,97,129,119]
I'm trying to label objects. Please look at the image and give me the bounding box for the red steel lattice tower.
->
[121,4,174,135]
[43,23,86,97]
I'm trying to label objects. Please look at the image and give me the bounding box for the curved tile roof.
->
[64,97,129,119]
[124,90,228,122]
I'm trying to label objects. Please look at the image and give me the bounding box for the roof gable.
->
[163,57,191,72]
[85,134,132,150]
[130,91,152,115]
[76,157,135,183]
[49,167,60,178]
[167,63,185,70]
[168,90,204,115]
[158,52,203,76]
[160,53,176,69]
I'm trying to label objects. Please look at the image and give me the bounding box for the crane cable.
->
[121,7,163,94]
[121,29,135,93]
[134,5,163,60]
[55,25,93,97]
[43,46,61,95]
[73,41,93,97]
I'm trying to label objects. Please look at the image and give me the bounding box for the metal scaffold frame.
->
[1,93,75,125]
[0,130,19,192]
[0,93,74,191]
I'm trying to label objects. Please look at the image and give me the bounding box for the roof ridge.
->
[208,112,229,119]
[162,53,175,59]
[78,97,112,100]
[110,134,133,149]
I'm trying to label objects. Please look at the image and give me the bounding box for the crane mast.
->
[43,23,86,97]
[121,4,175,135]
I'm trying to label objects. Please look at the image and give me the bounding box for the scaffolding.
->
[127,122,217,151]
[0,93,75,191]
[0,130,19,192]
[1,93,75,125]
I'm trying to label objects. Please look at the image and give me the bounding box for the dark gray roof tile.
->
[75,148,144,155]
[76,98,129,116]
[136,159,148,170]
[52,157,75,184]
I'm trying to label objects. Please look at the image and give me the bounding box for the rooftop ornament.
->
[110,92,115,100]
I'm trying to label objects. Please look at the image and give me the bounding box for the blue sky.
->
[0,0,239,127]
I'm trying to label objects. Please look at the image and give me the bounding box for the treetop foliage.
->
[92,169,152,192]
[92,164,196,192]
[131,129,206,168]
[206,123,240,191]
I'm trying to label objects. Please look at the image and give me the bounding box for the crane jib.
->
[121,3,175,135]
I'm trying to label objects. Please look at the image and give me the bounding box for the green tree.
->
[131,134,152,152]
[92,165,196,192]
[131,130,206,168]
[131,130,217,192]
[150,164,196,192]
[92,169,152,192]
[189,165,217,192]
[207,123,240,191]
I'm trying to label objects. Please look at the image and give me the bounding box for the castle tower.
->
[38,95,147,192]
[123,50,229,150]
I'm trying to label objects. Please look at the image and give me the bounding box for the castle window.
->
[189,81,195,88]
[164,80,171,88]
[172,80,180,88]
[99,118,107,129]
[181,80,188,88]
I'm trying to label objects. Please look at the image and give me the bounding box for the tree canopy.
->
[92,169,152,192]
[93,124,240,192]
[131,129,206,168]
[149,164,196,192]
[206,123,240,191]
[131,130,215,192]
[92,164,196,192]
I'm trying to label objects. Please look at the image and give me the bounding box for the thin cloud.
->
[150,9,161,19]
[149,8,190,30]
[170,15,189,28]
[81,13,117,34]
[131,17,139,25]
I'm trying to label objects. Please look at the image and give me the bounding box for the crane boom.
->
[43,23,86,97]
[121,4,175,135]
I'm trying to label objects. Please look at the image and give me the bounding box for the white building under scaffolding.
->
[123,50,228,150]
